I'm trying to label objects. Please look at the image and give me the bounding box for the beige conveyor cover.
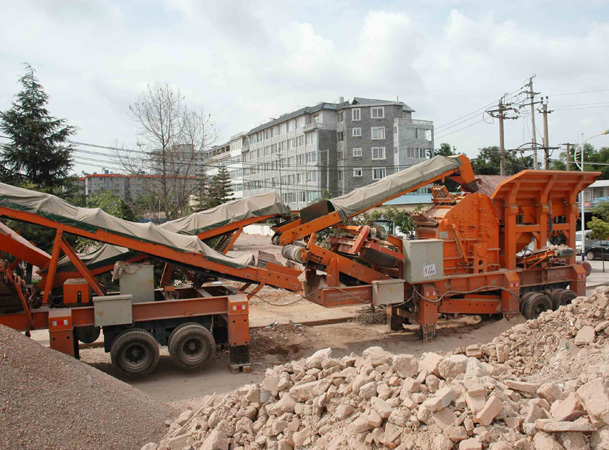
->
[0,183,255,269]
[330,156,462,219]
[53,191,289,273]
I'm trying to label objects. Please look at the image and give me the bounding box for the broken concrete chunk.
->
[362,346,393,367]
[574,326,596,345]
[577,378,609,426]
[393,354,418,378]
[433,433,455,450]
[465,344,482,358]
[433,407,456,431]
[533,431,567,450]
[537,383,564,405]
[446,425,468,442]
[505,380,538,394]
[458,437,482,450]
[199,429,228,450]
[419,352,443,377]
[438,354,469,379]
[305,348,332,369]
[537,420,596,433]
[550,392,585,422]
[475,395,503,426]
[371,396,392,419]
[559,431,590,450]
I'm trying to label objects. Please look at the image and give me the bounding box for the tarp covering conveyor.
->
[329,156,463,219]
[53,191,289,273]
[0,182,258,269]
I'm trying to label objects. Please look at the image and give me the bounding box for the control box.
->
[402,239,444,283]
[118,264,155,303]
[93,294,133,327]
[63,278,90,304]
[372,279,405,305]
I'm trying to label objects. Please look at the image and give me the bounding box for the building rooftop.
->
[246,97,416,135]
[589,179,609,188]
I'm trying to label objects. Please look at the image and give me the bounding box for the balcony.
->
[395,118,433,127]
[303,122,335,132]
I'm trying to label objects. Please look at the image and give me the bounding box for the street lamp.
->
[575,129,609,261]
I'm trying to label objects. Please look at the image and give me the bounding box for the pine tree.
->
[191,172,213,212]
[208,166,234,207]
[0,64,75,190]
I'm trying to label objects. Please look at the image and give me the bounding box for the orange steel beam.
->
[0,292,248,333]
[1,263,34,328]
[58,236,105,296]
[306,237,391,284]
[0,207,302,293]
[278,154,477,245]
[42,230,64,304]
[0,222,51,269]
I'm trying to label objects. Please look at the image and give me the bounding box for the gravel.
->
[0,325,176,450]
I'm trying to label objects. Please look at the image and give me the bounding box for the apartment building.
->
[235,97,433,209]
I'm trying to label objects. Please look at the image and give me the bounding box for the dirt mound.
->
[149,287,609,450]
[0,325,175,450]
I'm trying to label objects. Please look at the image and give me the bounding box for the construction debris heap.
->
[146,287,609,450]
[0,325,175,450]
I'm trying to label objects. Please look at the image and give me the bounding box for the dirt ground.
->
[78,313,525,409]
[49,234,609,409]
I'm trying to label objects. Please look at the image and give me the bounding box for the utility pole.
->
[562,143,576,171]
[498,99,506,176]
[487,96,517,176]
[527,76,539,169]
[540,97,552,170]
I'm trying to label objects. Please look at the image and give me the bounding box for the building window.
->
[352,108,361,121]
[338,111,344,122]
[371,107,385,119]
[306,152,317,164]
[352,148,362,157]
[313,113,320,123]
[372,127,385,140]
[297,136,304,146]
[352,128,361,137]
[337,131,344,142]
[307,171,317,182]
[338,151,344,160]
[372,168,386,180]
[338,170,343,181]
[353,168,363,177]
[372,147,386,160]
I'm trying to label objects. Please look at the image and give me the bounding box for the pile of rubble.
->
[0,325,175,450]
[147,287,609,450]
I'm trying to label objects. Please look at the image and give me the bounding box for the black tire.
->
[523,292,552,320]
[586,251,596,261]
[556,290,577,308]
[75,326,101,344]
[110,329,160,377]
[520,292,536,314]
[168,323,215,371]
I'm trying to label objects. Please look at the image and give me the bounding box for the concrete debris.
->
[148,287,609,450]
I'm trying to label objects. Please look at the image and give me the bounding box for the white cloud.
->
[1,2,609,174]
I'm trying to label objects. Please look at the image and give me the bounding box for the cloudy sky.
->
[2,0,609,174]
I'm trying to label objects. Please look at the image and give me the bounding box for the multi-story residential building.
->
[236,97,433,209]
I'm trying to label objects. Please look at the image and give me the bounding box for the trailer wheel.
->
[75,326,100,344]
[519,292,536,314]
[523,293,552,320]
[586,251,596,261]
[110,329,160,377]
[168,323,215,371]
[552,289,577,310]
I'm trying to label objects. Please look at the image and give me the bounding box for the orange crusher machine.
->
[276,155,599,340]
[0,189,301,376]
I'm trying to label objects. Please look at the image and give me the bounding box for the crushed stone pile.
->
[146,287,609,450]
[0,325,175,450]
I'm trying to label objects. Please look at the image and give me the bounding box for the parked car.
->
[585,240,609,260]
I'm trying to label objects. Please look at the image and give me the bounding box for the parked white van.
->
[576,230,596,255]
